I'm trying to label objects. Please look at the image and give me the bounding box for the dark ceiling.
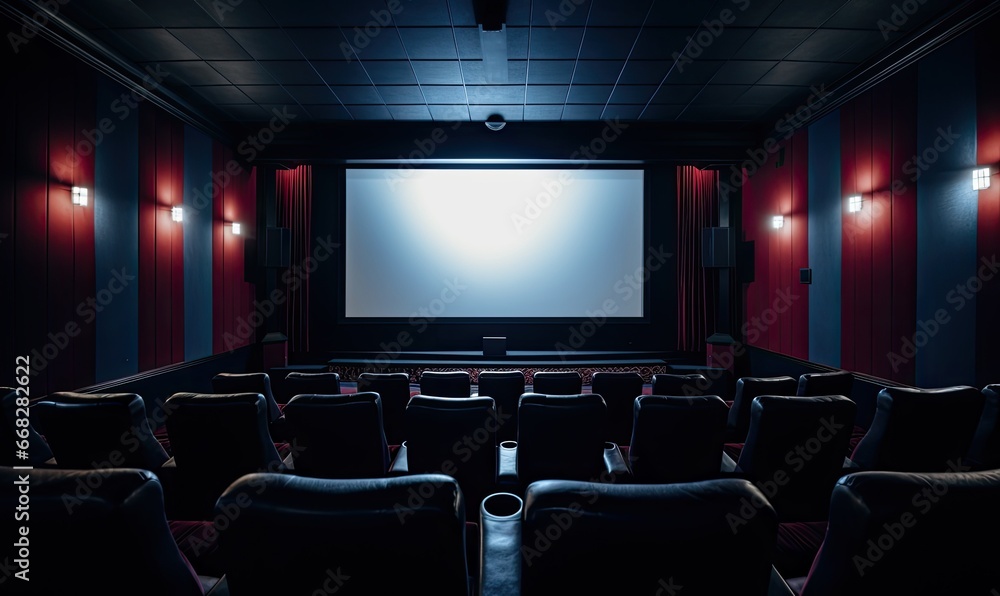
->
[4,0,993,161]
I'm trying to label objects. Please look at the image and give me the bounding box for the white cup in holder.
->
[481,492,523,519]
[500,440,517,450]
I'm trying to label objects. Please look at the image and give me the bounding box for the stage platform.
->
[324,350,685,383]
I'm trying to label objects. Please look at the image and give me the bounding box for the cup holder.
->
[500,440,517,450]
[481,492,523,519]
[604,441,618,450]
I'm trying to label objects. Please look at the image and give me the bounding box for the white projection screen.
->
[344,168,645,319]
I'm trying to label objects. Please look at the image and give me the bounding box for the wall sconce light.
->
[772,215,784,229]
[231,222,241,235]
[973,167,991,190]
[171,206,183,222]
[71,186,88,206]
[848,194,863,213]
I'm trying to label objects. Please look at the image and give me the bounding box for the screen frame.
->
[336,163,653,326]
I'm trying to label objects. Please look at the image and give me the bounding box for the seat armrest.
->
[480,493,523,596]
[498,442,518,489]
[721,451,738,473]
[205,575,230,596]
[602,442,631,483]
[388,443,409,476]
[768,566,796,596]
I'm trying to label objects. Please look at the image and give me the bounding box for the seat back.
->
[799,470,1000,596]
[419,370,472,397]
[520,479,777,595]
[0,467,205,595]
[357,372,412,446]
[530,370,582,395]
[851,386,984,472]
[33,391,168,470]
[727,376,798,442]
[966,385,1000,470]
[796,370,854,397]
[737,395,857,521]
[651,373,709,397]
[283,371,342,399]
[476,371,525,443]
[405,395,498,508]
[1,387,53,466]
[282,392,390,478]
[212,372,281,422]
[591,371,644,446]
[217,473,470,596]
[629,394,728,483]
[165,392,282,515]
[517,393,606,486]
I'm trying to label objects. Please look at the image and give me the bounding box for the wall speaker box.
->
[263,227,291,268]
[243,238,258,283]
[800,268,812,284]
[483,337,507,357]
[702,227,734,268]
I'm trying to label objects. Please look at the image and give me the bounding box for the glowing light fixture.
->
[772,215,784,229]
[973,167,991,190]
[71,186,88,206]
[171,206,183,222]
[848,194,863,213]
[231,222,241,235]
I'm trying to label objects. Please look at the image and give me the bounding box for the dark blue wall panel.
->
[94,78,139,382]
[807,111,842,368]
[915,35,978,387]
[183,124,213,361]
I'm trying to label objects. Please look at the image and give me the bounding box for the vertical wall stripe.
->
[975,20,1000,388]
[915,35,978,387]
[807,111,842,367]
[94,78,140,382]
[183,125,213,361]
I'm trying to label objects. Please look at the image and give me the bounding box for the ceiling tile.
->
[377,85,427,104]
[461,61,528,85]
[567,85,613,104]
[331,86,383,104]
[421,86,468,103]
[580,28,641,60]
[392,0,454,26]
[562,104,606,120]
[661,59,726,84]
[387,105,433,120]
[308,105,353,119]
[286,86,342,104]
[209,61,277,84]
[530,0,592,27]
[524,104,566,120]
[396,28,460,59]
[690,84,751,105]
[348,105,393,119]
[105,29,199,61]
[526,60,576,84]
[757,61,853,86]
[191,0,275,26]
[467,86,526,104]
[529,28,586,59]
[238,85,294,103]
[259,61,325,85]
[192,85,252,104]
[738,85,809,105]
[763,0,850,27]
[650,85,704,104]
[411,61,464,84]
[228,29,302,60]
[159,61,231,85]
[601,104,645,120]
[631,27,690,59]
[589,0,655,26]
[646,2,728,26]
[363,61,418,84]
[62,0,158,28]
[609,85,657,104]
[711,60,777,84]
[737,28,813,60]
[572,61,625,84]
[313,61,373,85]
[526,85,570,103]
[429,105,471,120]
[638,104,684,119]
[619,60,673,84]
[130,0,219,27]
[785,30,886,62]
[169,29,251,60]
[469,105,525,121]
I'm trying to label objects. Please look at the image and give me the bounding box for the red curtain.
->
[276,165,313,354]
[677,165,720,352]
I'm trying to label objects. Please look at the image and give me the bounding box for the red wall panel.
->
[212,145,256,353]
[976,21,1000,387]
